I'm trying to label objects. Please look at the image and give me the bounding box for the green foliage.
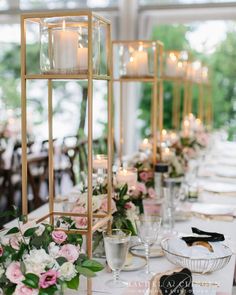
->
[139,25,192,134]
[140,23,236,133]
[211,26,236,129]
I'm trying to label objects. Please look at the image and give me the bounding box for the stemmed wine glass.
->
[103,229,131,288]
[135,215,161,279]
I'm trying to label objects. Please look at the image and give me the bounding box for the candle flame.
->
[138,43,143,51]
[177,61,183,68]
[196,118,201,125]
[130,56,134,63]
[62,20,66,30]
[143,138,149,144]
[184,120,190,127]
[162,129,167,136]
[163,147,170,154]
[169,52,177,61]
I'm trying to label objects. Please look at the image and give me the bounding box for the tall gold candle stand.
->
[163,50,190,129]
[21,12,113,269]
[112,40,163,165]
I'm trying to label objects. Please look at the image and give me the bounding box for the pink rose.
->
[0,245,3,256]
[39,270,58,289]
[132,182,147,197]
[14,283,38,295]
[10,236,20,250]
[124,201,135,211]
[59,244,79,263]
[52,231,67,245]
[139,171,149,182]
[72,207,88,229]
[6,262,24,284]
[100,198,117,214]
[147,187,156,199]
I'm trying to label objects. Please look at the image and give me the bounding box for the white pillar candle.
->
[93,154,108,170]
[126,56,138,76]
[162,147,174,162]
[170,132,178,144]
[77,47,88,71]
[53,21,78,71]
[165,53,178,77]
[116,168,137,188]
[133,50,148,76]
[177,61,185,77]
[139,138,152,152]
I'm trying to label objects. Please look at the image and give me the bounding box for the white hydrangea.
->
[35,224,45,236]
[59,262,77,281]
[23,248,56,275]
[48,242,60,259]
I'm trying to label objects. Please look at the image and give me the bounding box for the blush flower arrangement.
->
[0,208,103,295]
[69,182,137,255]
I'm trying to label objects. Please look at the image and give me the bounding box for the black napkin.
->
[181,227,225,244]
[160,268,193,295]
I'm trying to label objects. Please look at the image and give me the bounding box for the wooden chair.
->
[27,152,48,208]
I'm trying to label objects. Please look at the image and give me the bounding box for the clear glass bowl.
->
[161,238,232,273]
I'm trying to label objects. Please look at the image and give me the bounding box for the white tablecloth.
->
[3,136,236,294]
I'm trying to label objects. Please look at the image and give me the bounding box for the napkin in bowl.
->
[181,227,225,244]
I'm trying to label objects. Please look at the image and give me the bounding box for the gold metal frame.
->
[21,12,113,265]
[112,40,164,164]
[162,50,191,129]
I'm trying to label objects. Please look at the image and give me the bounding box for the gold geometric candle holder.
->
[163,50,190,130]
[112,40,164,165]
[21,11,113,260]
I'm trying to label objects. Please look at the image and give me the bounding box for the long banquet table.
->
[3,133,236,294]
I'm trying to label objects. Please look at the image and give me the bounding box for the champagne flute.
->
[135,215,161,279]
[103,229,131,288]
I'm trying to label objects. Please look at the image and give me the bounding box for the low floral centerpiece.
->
[0,208,104,295]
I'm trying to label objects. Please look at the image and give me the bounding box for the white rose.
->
[48,242,60,259]
[35,224,45,236]
[59,262,77,281]
[23,248,55,275]
[0,266,4,278]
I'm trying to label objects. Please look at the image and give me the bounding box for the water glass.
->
[103,229,131,288]
[161,187,175,232]
[135,215,161,278]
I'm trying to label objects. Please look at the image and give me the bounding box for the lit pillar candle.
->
[177,61,185,77]
[116,168,137,188]
[165,52,178,76]
[139,138,152,152]
[162,147,174,162]
[53,20,78,71]
[93,154,108,170]
[170,132,178,144]
[133,49,148,76]
[126,56,137,76]
[162,129,167,142]
[77,46,88,72]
